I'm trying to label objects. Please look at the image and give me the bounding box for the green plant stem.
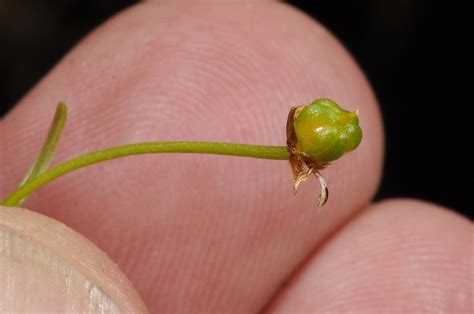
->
[1,142,289,206]
[15,102,68,206]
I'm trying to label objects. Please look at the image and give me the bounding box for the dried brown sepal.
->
[313,171,329,206]
[286,105,329,206]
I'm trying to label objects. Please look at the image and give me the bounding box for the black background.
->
[1,2,466,218]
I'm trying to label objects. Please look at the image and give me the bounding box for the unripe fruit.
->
[293,98,362,163]
[286,98,363,206]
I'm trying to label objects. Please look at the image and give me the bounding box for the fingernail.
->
[0,206,148,313]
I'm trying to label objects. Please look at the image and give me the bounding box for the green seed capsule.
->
[293,98,362,163]
[286,98,363,206]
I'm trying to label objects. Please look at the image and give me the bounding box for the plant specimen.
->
[1,98,362,208]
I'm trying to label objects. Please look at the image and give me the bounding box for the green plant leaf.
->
[14,102,68,206]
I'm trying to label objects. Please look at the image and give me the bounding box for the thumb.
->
[0,206,147,313]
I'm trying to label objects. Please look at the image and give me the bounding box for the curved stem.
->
[1,142,289,206]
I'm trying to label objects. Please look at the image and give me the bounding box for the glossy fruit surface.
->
[293,98,362,163]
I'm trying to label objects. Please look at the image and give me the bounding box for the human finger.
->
[266,199,472,312]
[0,206,147,312]
[0,2,383,312]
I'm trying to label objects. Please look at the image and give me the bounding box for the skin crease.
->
[0,1,471,313]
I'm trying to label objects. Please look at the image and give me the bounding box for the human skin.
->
[0,2,471,313]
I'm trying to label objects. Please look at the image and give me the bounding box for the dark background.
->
[1,2,465,217]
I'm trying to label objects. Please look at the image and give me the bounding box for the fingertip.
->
[1,2,384,311]
[0,206,147,313]
[267,199,472,313]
